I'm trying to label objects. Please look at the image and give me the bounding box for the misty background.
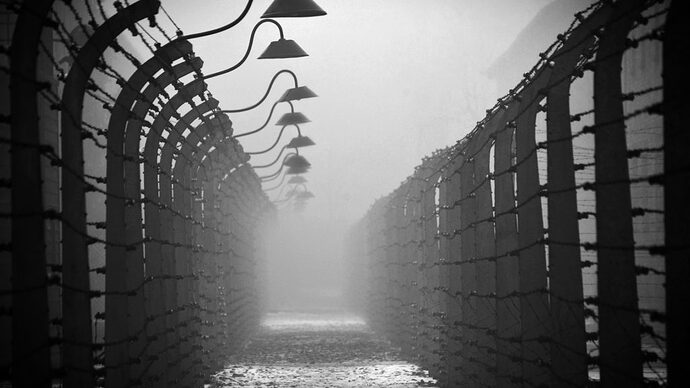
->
[163,0,593,311]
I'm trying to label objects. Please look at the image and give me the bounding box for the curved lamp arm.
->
[202,19,285,80]
[233,100,294,139]
[246,124,301,155]
[177,0,253,41]
[253,146,293,169]
[258,148,304,179]
[259,164,286,181]
[263,172,288,191]
[272,182,293,202]
[222,69,299,113]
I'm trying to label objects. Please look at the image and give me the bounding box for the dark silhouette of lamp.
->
[286,135,315,149]
[262,0,327,18]
[283,154,311,169]
[258,38,308,59]
[202,19,308,80]
[276,112,310,126]
[279,85,318,102]
[286,165,309,175]
[223,70,317,117]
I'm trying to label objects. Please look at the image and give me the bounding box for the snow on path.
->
[211,312,438,387]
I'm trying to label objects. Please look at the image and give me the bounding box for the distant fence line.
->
[347,0,687,387]
[1,1,272,387]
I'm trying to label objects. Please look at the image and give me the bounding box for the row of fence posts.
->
[347,0,688,387]
[1,1,272,387]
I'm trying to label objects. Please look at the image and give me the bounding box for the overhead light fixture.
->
[279,86,318,102]
[286,135,315,149]
[286,165,310,175]
[258,38,308,59]
[276,112,310,126]
[283,154,311,169]
[262,0,327,18]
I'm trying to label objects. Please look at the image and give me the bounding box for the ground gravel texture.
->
[210,312,438,387]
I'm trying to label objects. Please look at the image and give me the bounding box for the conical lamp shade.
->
[283,154,311,169]
[288,176,307,184]
[258,39,308,59]
[286,135,315,149]
[262,0,327,18]
[286,165,310,175]
[276,112,310,126]
[279,86,318,102]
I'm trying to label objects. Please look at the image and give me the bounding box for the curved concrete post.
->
[170,116,262,383]
[157,98,218,384]
[212,156,260,349]
[439,151,463,387]
[8,1,56,386]
[486,102,520,388]
[664,1,690,385]
[211,160,260,362]
[543,6,610,385]
[166,113,228,384]
[463,110,506,385]
[207,148,255,366]
[594,2,645,385]
[104,39,196,388]
[174,116,235,380]
[59,1,160,386]
[169,131,224,384]
[202,167,226,373]
[513,59,553,388]
[121,56,202,386]
[189,155,224,378]
[420,156,444,376]
[141,78,207,386]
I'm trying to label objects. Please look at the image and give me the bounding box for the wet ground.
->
[210,312,438,387]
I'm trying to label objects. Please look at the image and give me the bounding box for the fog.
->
[164,0,589,311]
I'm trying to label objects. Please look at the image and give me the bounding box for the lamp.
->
[279,85,318,102]
[224,70,316,115]
[246,125,314,155]
[258,38,308,59]
[287,165,310,175]
[283,154,311,169]
[202,20,308,80]
[286,135,315,149]
[262,0,327,18]
[276,112,310,126]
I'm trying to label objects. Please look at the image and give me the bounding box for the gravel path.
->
[210,312,438,387]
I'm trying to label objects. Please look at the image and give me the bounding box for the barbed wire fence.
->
[347,0,688,387]
[1,1,273,387]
